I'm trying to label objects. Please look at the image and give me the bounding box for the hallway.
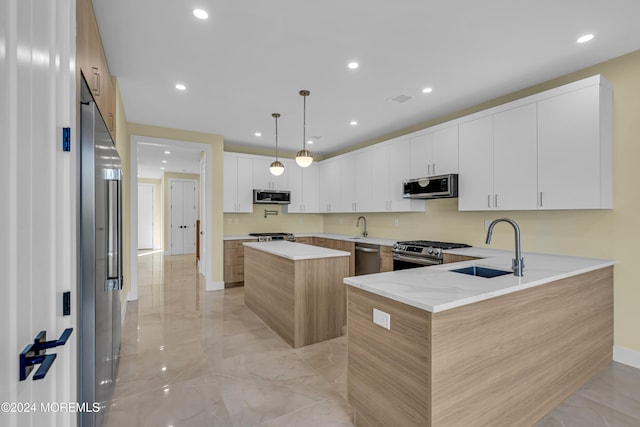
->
[103,253,640,427]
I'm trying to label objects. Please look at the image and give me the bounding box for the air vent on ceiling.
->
[389,94,413,104]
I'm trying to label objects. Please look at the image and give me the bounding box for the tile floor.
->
[104,253,640,427]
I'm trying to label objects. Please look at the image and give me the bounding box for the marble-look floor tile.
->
[105,253,640,427]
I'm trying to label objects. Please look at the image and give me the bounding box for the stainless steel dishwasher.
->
[355,242,381,275]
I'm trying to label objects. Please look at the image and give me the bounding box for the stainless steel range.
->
[249,232,296,242]
[392,240,470,270]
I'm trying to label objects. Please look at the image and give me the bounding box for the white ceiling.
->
[94,0,640,158]
[137,142,202,179]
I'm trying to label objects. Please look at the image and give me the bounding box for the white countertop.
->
[243,241,351,261]
[344,247,615,313]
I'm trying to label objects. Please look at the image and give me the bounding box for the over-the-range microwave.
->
[253,189,291,204]
[402,174,459,199]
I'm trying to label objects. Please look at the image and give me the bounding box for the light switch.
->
[373,308,391,330]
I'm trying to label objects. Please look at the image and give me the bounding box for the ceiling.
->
[94,0,640,160]
[137,142,202,179]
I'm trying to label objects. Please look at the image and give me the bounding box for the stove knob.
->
[427,247,434,255]
[434,248,441,256]
[392,243,398,250]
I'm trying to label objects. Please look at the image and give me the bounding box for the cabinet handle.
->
[109,112,114,131]
[487,195,491,208]
[427,164,431,176]
[91,67,100,96]
[494,194,498,208]
[539,192,543,207]
[432,163,436,175]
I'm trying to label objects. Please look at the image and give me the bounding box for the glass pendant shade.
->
[269,160,285,176]
[295,150,313,167]
[270,113,285,176]
[297,90,313,167]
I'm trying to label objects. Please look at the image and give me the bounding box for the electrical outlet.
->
[339,217,343,225]
[373,308,391,330]
[298,217,303,224]
[394,217,399,227]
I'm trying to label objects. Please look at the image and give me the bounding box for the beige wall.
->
[127,123,225,284]
[223,205,324,235]
[138,178,162,249]
[324,50,640,353]
[162,172,200,252]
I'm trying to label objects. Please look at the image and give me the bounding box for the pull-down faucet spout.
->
[356,216,368,238]
[485,217,524,277]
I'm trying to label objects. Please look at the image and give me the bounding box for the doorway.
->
[169,179,198,255]
[138,183,154,250]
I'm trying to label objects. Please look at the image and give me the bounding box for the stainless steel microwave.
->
[253,189,291,204]
[402,174,458,199]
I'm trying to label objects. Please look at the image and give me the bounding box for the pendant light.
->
[269,113,285,176]
[295,90,313,167]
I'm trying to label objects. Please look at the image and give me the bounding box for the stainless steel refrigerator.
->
[79,97,122,426]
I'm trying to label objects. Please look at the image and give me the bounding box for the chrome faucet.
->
[356,216,368,238]
[485,217,524,277]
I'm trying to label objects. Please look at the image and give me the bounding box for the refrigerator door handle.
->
[105,170,122,291]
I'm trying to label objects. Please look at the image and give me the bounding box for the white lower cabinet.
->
[223,153,253,213]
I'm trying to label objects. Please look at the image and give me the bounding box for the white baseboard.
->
[120,299,128,327]
[206,280,225,291]
[613,345,640,369]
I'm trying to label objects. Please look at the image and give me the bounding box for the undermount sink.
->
[450,265,512,278]
[349,237,363,240]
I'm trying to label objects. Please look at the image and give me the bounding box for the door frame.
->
[137,183,155,250]
[167,178,198,256]
[129,136,214,301]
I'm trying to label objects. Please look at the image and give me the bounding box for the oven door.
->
[393,254,441,270]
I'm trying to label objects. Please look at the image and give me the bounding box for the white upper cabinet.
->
[223,153,253,213]
[493,104,538,210]
[287,162,318,213]
[537,83,612,209]
[458,75,612,211]
[252,158,289,190]
[459,104,539,211]
[373,138,422,212]
[431,125,459,175]
[318,158,341,213]
[409,126,458,177]
[458,116,494,211]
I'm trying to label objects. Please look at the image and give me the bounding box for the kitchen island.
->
[244,241,350,348]
[344,248,615,427]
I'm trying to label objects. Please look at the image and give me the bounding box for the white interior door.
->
[137,184,154,249]
[1,0,76,426]
[170,180,197,255]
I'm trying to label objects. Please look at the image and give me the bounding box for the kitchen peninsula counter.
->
[345,249,615,427]
[243,241,350,348]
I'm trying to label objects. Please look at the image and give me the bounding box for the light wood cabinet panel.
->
[348,267,613,427]
[244,247,349,347]
[76,0,116,142]
[442,254,481,264]
[223,239,255,287]
[380,246,393,272]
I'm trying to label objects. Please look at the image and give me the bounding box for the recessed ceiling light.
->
[175,83,186,91]
[164,151,170,154]
[254,132,262,137]
[350,121,358,126]
[422,87,433,94]
[160,167,165,170]
[347,62,359,69]
[308,140,314,144]
[577,34,594,43]
[162,160,167,163]
[193,9,208,20]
